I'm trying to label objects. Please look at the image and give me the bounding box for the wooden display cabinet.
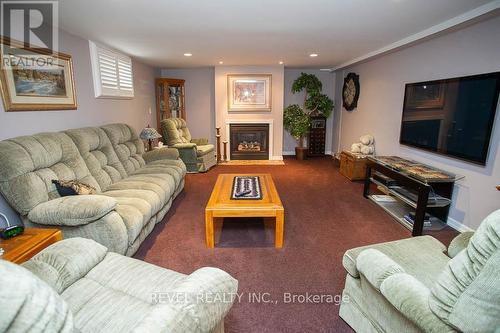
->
[155,78,186,132]
[308,116,326,156]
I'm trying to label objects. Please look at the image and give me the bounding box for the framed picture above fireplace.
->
[227,74,272,111]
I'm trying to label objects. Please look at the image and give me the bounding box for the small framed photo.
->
[0,37,77,111]
[227,74,271,111]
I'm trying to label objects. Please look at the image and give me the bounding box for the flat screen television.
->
[400,72,500,165]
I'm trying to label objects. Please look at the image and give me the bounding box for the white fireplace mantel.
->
[225,119,277,160]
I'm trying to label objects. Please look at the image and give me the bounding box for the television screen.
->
[400,72,500,165]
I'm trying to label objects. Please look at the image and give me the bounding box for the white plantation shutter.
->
[89,41,134,98]
[117,59,133,92]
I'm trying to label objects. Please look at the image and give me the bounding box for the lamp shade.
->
[140,127,162,140]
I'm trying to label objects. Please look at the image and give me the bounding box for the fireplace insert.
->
[230,124,269,160]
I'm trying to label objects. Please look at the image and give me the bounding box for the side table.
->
[0,228,63,263]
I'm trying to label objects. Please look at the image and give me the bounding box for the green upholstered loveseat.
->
[339,209,500,332]
[0,237,238,333]
[0,124,186,256]
[161,118,216,173]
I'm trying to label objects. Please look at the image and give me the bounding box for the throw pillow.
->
[52,180,96,196]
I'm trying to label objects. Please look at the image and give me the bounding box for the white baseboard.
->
[446,216,474,232]
[271,155,283,161]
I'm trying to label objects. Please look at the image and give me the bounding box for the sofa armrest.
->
[143,147,179,163]
[191,138,209,146]
[170,267,238,333]
[172,143,197,149]
[28,195,117,226]
[380,273,454,333]
[22,238,108,294]
[447,231,474,258]
[356,249,405,290]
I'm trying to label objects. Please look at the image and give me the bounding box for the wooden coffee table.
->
[205,173,284,248]
[0,228,62,263]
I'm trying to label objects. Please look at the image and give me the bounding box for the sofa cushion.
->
[103,189,163,215]
[28,195,117,226]
[105,174,174,206]
[429,210,500,332]
[101,124,147,175]
[131,165,185,188]
[142,147,179,163]
[52,179,97,196]
[150,158,187,172]
[0,260,74,333]
[114,197,153,245]
[22,238,108,293]
[161,118,192,146]
[342,236,449,287]
[0,133,99,215]
[61,252,237,333]
[196,144,215,157]
[61,252,187,332]
[66,127,127,191]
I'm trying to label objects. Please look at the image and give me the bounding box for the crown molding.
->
[325,1,500,72]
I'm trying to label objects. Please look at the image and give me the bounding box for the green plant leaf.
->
[305,92,334,118]
[291,72,323,95]
[283,104,311,146]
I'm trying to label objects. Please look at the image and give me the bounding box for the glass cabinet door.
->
[169,85,180,118]
[155,79,185,132]
[158,83,167,122]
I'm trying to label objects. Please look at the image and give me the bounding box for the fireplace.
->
[230,124,269,160]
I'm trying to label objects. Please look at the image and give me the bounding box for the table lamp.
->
[140,125,162,151]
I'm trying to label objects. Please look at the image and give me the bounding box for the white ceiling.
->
[58,0,496,68]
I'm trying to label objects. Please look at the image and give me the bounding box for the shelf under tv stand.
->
[363,157,456,236]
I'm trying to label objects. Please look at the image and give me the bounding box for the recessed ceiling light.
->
[309,53,318,57]
[279,61,284,65]
[219,61,223,64]
[183,53,192,57]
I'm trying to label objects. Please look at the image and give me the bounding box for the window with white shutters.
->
[89,41,134,98]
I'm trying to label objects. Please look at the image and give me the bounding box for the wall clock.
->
[342,73,360,111]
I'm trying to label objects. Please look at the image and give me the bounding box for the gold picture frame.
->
[0,37,77,111]
[227,74,271,111]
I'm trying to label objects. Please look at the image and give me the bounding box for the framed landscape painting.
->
[0,37,77,111]
[404,81,445,110]
[227,74,271,111]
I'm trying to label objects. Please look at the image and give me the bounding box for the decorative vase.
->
[295,147,307,160]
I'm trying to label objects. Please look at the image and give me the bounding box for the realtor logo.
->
[1,0,58,55]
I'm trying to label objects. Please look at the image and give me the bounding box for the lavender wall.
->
[160,68,216,143]
[0,29,158,225]
[0,29,158,140]
[335,15,500,230]
[283,69,336,154]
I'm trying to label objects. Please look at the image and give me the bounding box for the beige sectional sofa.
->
[1,237,238,333]
[0,123,186,256]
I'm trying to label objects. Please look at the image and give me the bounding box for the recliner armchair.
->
[161,118,216,173]
[339,209,500,333]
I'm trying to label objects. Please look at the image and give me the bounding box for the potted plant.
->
[283,104,311,160]
[283,73,334,159]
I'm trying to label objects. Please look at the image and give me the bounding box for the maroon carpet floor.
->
[134,157,457,333]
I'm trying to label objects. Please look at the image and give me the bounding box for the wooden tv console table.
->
[363,156,459,236]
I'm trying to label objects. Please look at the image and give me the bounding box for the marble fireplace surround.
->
[225,119,274,160]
